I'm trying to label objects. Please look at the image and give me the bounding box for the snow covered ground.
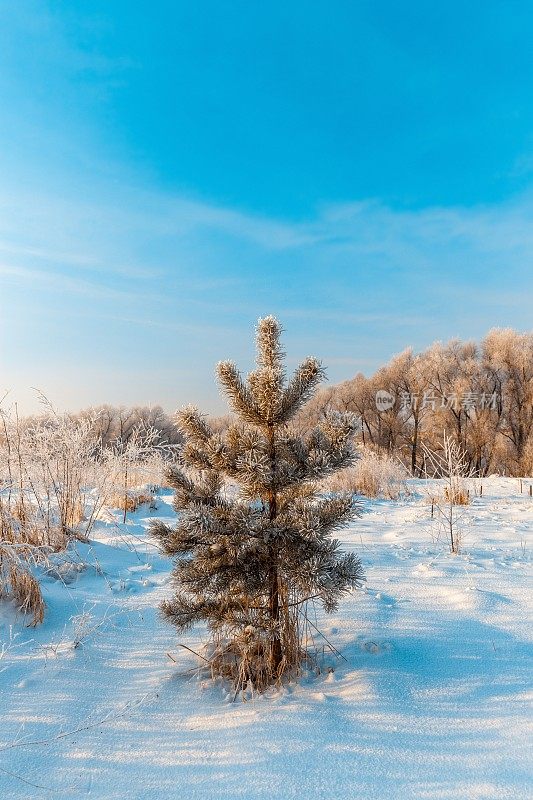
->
[1,477,532,799]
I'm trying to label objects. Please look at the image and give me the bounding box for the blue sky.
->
[1,1,532,415]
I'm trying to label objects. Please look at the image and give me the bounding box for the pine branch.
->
[175,405,213,445]
[255,316,285,372]
[216,361,265,426]
[278,358,325,424]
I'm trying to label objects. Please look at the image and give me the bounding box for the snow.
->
[1,477,532,799]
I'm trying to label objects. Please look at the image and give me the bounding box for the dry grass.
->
[61,498,86,529]
[209,635,278,695]
[6,564,45,626]
[11,499,29,526]
[0,501,53,626]
[0,534,45,627]
[444,485,471,505]
[1,499,68,550]
[324,449,408,499]
[109,491,154,513]
[0,398,170,628]
[182,598,335,697]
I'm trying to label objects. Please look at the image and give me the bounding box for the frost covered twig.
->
[0,691,154,753]
[422,433,475,553]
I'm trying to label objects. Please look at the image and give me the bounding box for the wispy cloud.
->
[0,263,157,303]
[4,181,533,287]
[3,175,533,414]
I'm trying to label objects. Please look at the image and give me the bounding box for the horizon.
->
[1,2,533,416]
[1,321,529,420]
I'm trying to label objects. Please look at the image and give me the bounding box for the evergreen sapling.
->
[151,316,364,691]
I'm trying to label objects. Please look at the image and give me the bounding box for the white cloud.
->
[3,175,533,416]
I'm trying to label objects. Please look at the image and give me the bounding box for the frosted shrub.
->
[106,426,174,522]
[325,448,408,499]
[0,396,174,624]
[423,433,475,553]
[0,399,118,544]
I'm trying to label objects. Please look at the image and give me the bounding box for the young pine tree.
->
[151,317,364,691]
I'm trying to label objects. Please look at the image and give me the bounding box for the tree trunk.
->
[268,551,282,671]
[411,417,419,475]
[266,425,282,673]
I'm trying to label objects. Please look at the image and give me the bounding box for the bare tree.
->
[423,433,475,554]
